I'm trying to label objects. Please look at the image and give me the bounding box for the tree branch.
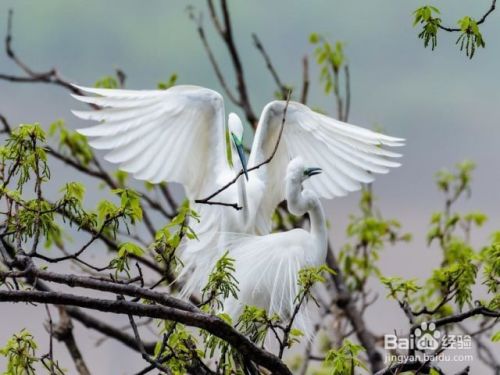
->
[421,305,500,330]
[218,0,257,126]
[65,305,156,354]
[0,289,292,375]
[53,307,91,375]
[189,8,240,106]
[1,265,198,313]
[193,1,258,126]
[1,10,82,95]
[252,33,288,98]
[374,359,444,375]
[300,56,309,105]
[326,245,384,373]
[127,312,173,374]
[437,0,496,32]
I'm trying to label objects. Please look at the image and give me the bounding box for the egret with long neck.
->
[72,85,404,300]
[222,157,328,330]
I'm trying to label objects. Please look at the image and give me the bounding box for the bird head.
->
[228,113,248,180]
[287,157,322,184]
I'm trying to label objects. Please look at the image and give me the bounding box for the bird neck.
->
[231,142,250,223]
[307,195,328,261]
[237,173,249,222]
[286,180,328,261]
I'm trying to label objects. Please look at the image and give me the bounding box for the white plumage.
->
[221,157,328,334]
[71,84,404,299]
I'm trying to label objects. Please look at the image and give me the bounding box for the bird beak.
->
[231,133,248,180]
[304,167,322,177]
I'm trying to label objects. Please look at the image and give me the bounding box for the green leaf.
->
[492,331,500,342]
[157,73,178,90]
[201,251,239,311]
[97,199,119,222]
[413,6,441,50]
[94,75,119,89]
[290,328,304,338]
[380,276,421,299]
[0,329,39,375]
[323,339,367,374]
[62,182,85,203]
[309,32,320,44]
[118,242,144,257]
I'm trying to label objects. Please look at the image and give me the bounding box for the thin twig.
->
[127,311,173,374]
[437,0,496,32]
[44,305,56,375]
[300,56,309,105]
[189,8,240,106]
[53,307,91,375]
[1,10,82,95]
[344,65,351,122]
[252,33,288,98]
[195,90,291,209]
[193,1,257,125]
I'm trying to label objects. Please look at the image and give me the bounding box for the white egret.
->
[71,85,404,293]
[221,157,327,332]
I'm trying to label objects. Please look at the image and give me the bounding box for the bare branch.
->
[189,8,240,106]
[458,323,500,372]
[0,113,11,133]
[422,305,500,329]
[193,1,257,125]
[374,359,444,375]
[326,245,384,372]
[206,0,224,35]
[65,306,155,354]
[1,10,82,95]
[300,56,309,105]
[344,65,351,122]
[252,33,288,98]
[0,289,293,375]
[218,0,257,125]
[43,305,56,375]
[53,308,91,375]
[1,265,198,313]
[127,312,173,374]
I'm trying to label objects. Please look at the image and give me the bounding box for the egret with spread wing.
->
[71,85,404,293]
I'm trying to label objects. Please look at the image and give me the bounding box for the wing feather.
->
[72,84,230,199]
[249,101,404,234]
[222,230,313,336]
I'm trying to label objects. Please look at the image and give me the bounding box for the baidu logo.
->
[384,321,471,352]
[414,322,441,350]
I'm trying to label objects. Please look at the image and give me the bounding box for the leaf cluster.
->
[0,330,39,375]
[201,251,239,311]
[456,16,485,58]
[152,200,199,270]
[319,339,366,375]
[309,33,345,95]
[413,6,441,50]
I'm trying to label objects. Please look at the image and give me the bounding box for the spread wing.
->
[72,85,230,199]
[249,101,405,234]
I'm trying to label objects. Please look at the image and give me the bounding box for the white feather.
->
[248,100,404,234]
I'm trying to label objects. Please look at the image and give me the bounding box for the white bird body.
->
[222,157,328,332]
[71,84,404,297]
